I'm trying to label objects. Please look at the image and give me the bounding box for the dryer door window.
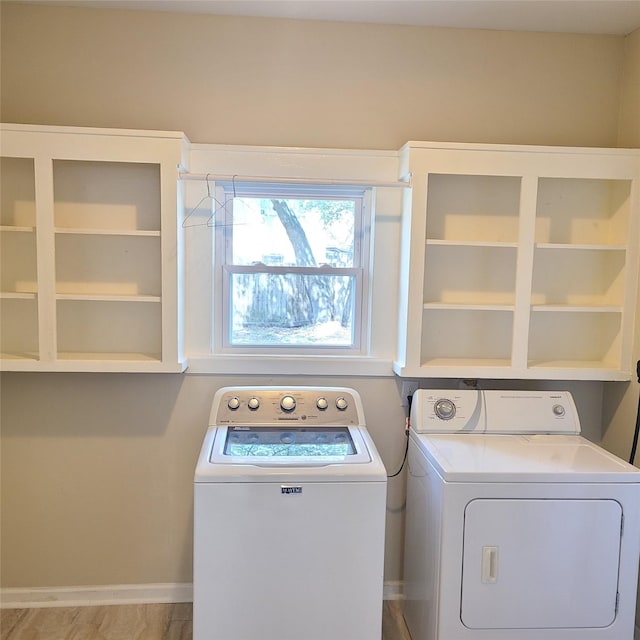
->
[461,498,622,630]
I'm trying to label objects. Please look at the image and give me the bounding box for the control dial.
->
[552,404,565,417]
[227,396,241,411]
[335,396,349,411]
[280,395,296,412]
[434,398,456,420]
[316,397,329,411]
[248,397,260,411]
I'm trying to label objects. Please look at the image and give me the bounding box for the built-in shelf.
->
[55,294,162,302]
[55,228,161,237]
[0,225,35,233]
[535,243,627,251]
[531,305,623,313]
[0,123,189,372]
[426,239,519,248]
[394,141,640,380]
[0,292,37,300]
[423,303,515,311]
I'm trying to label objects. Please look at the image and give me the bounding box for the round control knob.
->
[227,396,240,411]
[434,398,456,420]
[280,395,296,412]
[552,404,565,417]
[248,397,260,411]
[316,397,329,411]
[335,396,349,411]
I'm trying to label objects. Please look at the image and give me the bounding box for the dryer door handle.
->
[481,546,499,584]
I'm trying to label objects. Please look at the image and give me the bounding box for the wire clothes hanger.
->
[182,174,237,228]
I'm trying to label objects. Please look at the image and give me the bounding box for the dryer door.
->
[461,498,622,629]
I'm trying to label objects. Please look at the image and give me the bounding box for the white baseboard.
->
[382,580,403,600]
[1,581,403,609]
[0,583,193,609]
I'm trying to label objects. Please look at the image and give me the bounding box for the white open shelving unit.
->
[394,142,640,380]
[3,127,638,378]
[0,124,189,372]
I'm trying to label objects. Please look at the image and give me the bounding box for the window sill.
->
[185,354,394,377]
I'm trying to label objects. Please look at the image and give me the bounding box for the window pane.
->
[230,197,355,268]
[229,272,355,347]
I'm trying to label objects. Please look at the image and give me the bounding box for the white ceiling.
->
[12,0,640,35]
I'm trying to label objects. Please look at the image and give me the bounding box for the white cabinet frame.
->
[395,141,640,380]
[0,124,189,372]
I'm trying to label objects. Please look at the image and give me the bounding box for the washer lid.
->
[213,426,369,464]
[412,433,640,483]
[195,426,387,482]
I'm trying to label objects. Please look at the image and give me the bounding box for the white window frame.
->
[183,142,402,376]
[213,182,373,356]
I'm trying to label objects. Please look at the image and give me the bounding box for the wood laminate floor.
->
[1,600,412,640]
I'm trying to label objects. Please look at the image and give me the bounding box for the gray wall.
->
[1,1,639,590]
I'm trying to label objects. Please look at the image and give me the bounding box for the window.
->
[213,183,371,354]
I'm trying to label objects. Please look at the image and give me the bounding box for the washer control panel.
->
[411,389,580,434]
[211,386,363,426]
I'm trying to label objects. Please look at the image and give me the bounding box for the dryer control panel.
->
[411,389,580,434]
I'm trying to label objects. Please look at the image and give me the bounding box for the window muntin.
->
[215,183,369,353]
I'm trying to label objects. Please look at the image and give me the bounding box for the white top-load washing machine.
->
[403,389,640,640]
[194,386,387,640]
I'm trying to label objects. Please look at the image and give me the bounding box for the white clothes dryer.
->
[403,389,640,640]
[194,386,387,640]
